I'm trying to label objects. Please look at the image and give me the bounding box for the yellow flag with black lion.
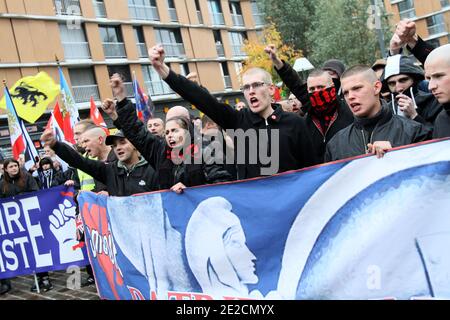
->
[0,72,60,123]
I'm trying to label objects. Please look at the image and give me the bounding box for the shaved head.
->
[167,105,190,121]
[425,44,450,67]
[242,67,273,84]
[425,44,450,104]
[83,127,107,139]
[341,65,378,83]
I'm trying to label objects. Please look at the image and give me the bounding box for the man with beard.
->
[265,46,353,162]
[382,55,442,129]
[324,65,431,162]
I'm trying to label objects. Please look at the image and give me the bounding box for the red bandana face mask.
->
[309,87,338,115]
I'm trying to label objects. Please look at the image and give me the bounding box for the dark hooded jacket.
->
[382,55,442,128]
[36,157,67,189]
[433,104,450,139]
[324,102,432,162]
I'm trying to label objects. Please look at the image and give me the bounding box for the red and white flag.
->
[90,96,109,135]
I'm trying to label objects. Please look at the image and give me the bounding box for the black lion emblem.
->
[11,82,48,107]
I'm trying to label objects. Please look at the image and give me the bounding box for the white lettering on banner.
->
[89,229,118,266]
[21,197,53,267]
[14,236,30,269]
[1,201,26,234]
[2,239,18,270]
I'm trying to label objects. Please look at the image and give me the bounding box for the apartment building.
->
[0,0,265,152]
[383,0,449,47]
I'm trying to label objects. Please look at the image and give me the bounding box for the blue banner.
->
[0,186,89,279]
[79,139,450,300]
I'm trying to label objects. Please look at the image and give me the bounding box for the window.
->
[251,1,265,26]
[213,30,225,57]
[54,0,82,16]
[221,62,232,89]
[99,25,126,58]
[107,65,133,97]
[142,65,174,95]
[194,0,203,24]
[398,0,415,20]
[441,0,450,8]
[93,0,106,18]
[228,31,247,57]
[208,0,225,25]
[128,0,159,21]
[167,0,178,22]
[180,63,190,77]
[229,1,244,26]
[427,14,446,36]
[134,26,148,58]
[59,23,91,60]
[68,68,99,103]
[426,38,441,48]
[154,28,185,57]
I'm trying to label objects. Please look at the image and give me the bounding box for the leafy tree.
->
[242,23,301,84]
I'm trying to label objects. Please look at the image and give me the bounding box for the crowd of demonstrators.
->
[265,45,353,161]
[101,74,232,194]
[146,44,319,180]
[324,65,431,161]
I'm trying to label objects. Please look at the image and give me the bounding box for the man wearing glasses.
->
[143,44,319,179]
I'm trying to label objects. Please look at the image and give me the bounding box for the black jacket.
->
[115,98,231,189]
[37,169,67,189]
[0,171,39,198]
[324,104,431,162]
[53,141,158,196]
[163,69,318,179]
[276,61,354,161]
[433,105,450,139]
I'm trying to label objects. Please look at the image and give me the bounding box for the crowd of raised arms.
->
[1,19,449,295]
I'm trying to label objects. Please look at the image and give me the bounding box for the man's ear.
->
[374,80,382,95]
[268,84,276,96]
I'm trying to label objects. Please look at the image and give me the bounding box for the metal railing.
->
[399,9,416,20]
[224,75,232,88]
[54,0,82,15]
[428,23,447,36]
[231,14,244,27]
[103,42,126,58]
[62,42,91,60]
[72,84,100,103]
[216,43,225,57]
[137,43,148,58]
[93,0,106,18]
[197,10,203,24]
[128,5,159,21]
[162,43,185,58]
[210,12,225,25]
[231,44,246,57]
[145,80,174,96]
[168,8,178,22]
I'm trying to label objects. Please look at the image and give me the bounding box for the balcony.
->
[231,14,244,27]
[145,80,174,96]
[72,84,100,103]
[129,5,159,21]
[211,12,225,25]
[399,9,416,20]
[224,75,232,89]
[93,0,106,18]
[231,44,246,57]
[54,0,82,16]
[137,43,148,58]
[62,42,91,60]
[103,42,126,58]
[163,43,185,58]
[428,23,447,36]
[168,8,178,22]
[197,10,203,24]
[216,42,225,57]
[253,14,265,26]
